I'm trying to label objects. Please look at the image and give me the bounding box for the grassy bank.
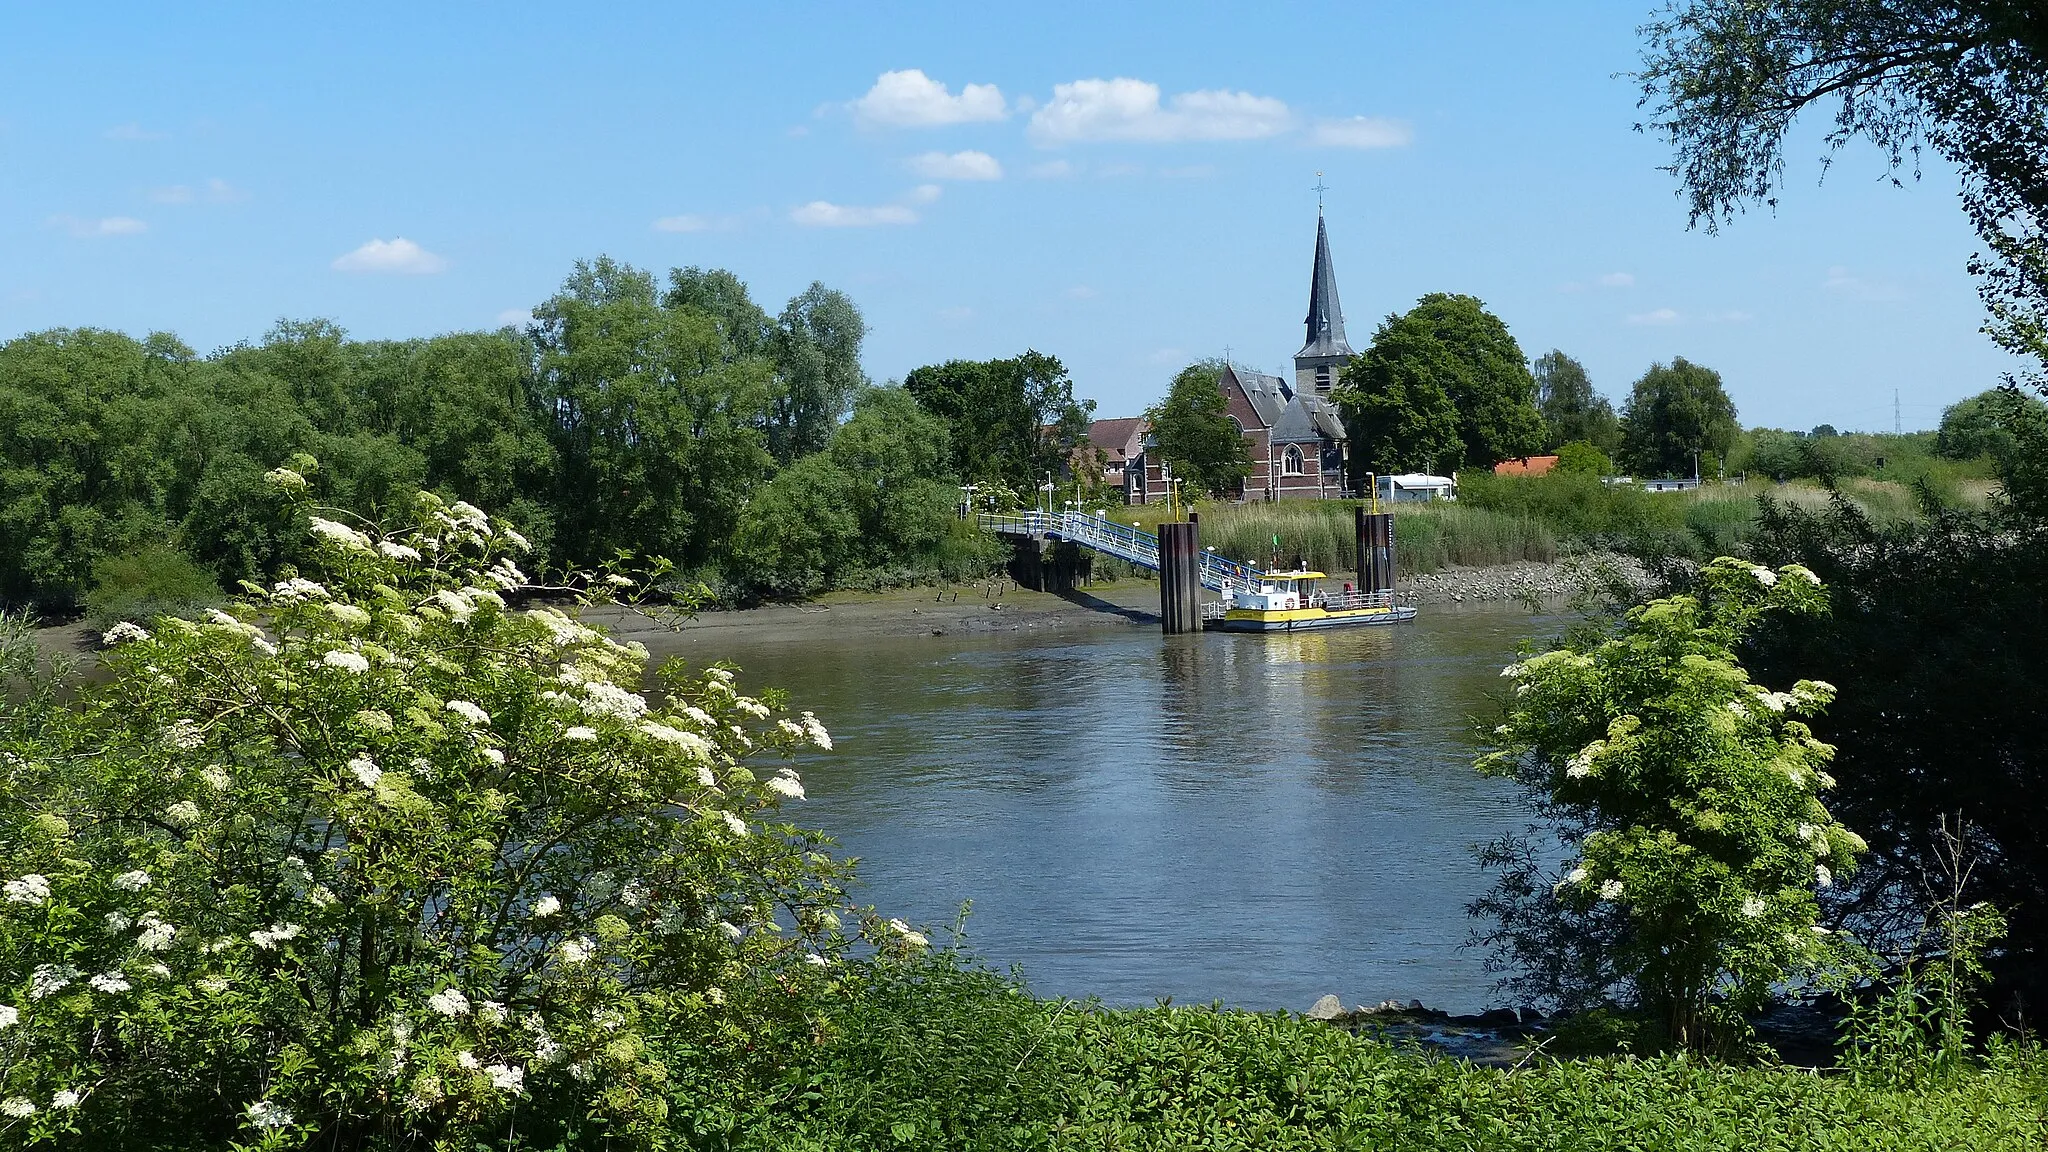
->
[731,958,2047,1151]
[1107,472,1985,576]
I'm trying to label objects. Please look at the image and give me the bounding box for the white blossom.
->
[0,1005,17,1030]
[1816,864,1833,888]
[165,799,202,827]
[563,726,597,742]
[309,885,338,909]
[30,965,78,998]
[696,762,718,789]
[50,1090,78,1110]
[347,755,382,788]
[140,962,170,979]
[531,894,562,919]
[800,711,832,750]
[1564,740,1604,780]
[246,1100,294,1128]
[89,971,132,995]
[137,914,175,952]
[263,466,308,491]
[642,721,712,757]
[113,869,152,891]
[323,649,370,675]
[250,922,303,949]
[1,1098,34,1118]
[558,937,594,965]
[1741,896,1767,918]
[480,747,505,766]
[1726,700,1750,718]
[327,602,372,628]
[734,699,771,719]
[720,810,748,836]
[485,1063,525,1092]
[5,874,51,905]
[501,526,531,552]
[719,920,744,942]
[803,953,829,968]
[252,636,280,656]
[1796,821,1819,843]
[272,577,329,602]
[106,911,133,931]
[578,682,647,722]
[445,700,490,726]
[1750,564,1779,587]
[620,881,649,909]
[604,573,635,588]
[766,773,805,801]
[378,540,423,562]
[198,977,230,995]
[478,1000,507,1025]
[164,719,205,750]
[888,918,930,948]
[310,517,374,552]
[102,621,151,646]
[428,988,471,1017]
[1597,879,1625,901]
[1786,564,1821,586]
[201,765,232,791]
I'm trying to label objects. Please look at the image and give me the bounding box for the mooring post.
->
[1356,509,1396,596]
[1158,521,1202,633]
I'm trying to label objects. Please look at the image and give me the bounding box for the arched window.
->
[1227,414,1244,434]
[1282,445,1305,476]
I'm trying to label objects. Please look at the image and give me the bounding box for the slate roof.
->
[1225,365,1292,427]
[1085,417,1149,458]
[1268,394,1348,445]
[1295,213,1355,362]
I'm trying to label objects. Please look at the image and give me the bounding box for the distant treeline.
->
[0,257,1028,619]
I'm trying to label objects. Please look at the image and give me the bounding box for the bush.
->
[82,543,224,629]
[0,474,906,1149]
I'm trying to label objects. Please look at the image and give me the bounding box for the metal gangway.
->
[976,511,1268,595]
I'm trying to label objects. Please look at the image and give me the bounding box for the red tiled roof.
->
[1086,417,1149,457]
[1493,455,1560,476]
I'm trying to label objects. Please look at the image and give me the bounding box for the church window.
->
[1228,415,1244,433]
[1314,365,1332,393]
[1282,445,1305,476]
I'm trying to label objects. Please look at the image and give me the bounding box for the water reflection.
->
[644,606,1552,1013]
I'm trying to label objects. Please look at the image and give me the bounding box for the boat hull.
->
[1205,605,1418,632]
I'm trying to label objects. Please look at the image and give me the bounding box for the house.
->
[1076,416,1149,493]
[1376,473,1458,503]
[1493,455,1560,477]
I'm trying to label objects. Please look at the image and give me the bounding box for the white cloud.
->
[1626,307,1681,326]
[1308,116,1411,149]
[1028,78,1293,144]
[908,150,1003,181]
[1823,265,1904,301]
[907,183,943,204]
[1597,271,1635,288]
[331,237,448,274]
[1027,159,1076,179]
[50,215,147,238]
[790,200,920,228]
[853,69,1007,128]
[104,122,166,141]
[496,308,533,328]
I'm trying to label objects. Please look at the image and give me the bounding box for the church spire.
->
[1295,211,1352,363]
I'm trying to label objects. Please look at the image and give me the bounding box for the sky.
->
[0,1,2027,432]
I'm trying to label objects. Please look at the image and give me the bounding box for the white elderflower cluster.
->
[50,1090,78,1110]
[1,1097,34,1118]
[4,874,51,905]
[484,557,527,591]
[310,517,374,552]
[246,1100,293,1129]
[719,810,748,836]
[766,770,805,801]
[165,799,202,827]
[530,894,562,919]
[1597,879,1625,901]
[485,1063,525,1092]
[563,726,597,742]
[322,649,371,675]
[641,721,712,759]
[887,918,930,948]
[354,709,394,733]
[1816,864,1833,888]
[136,913,175,952]
[428,988,471,1017]
[101,621,151,646]
[379,539,423,562]
[798,711,832,750]
[1564,739,1605,780]
[1749,564,1779,587]
[445,700,490,727]
[579,681,648,722]
[30,965,79,999]
[1742,896,1767,918]
[272,577,329,602]
[347,755,382,788]
[328,602,372,628]
[263,466,308,492]
[88,971,132,995]
[250,922,303,949]
[163,720,204,750]
[112,869,152,891]
[558,937,594,965]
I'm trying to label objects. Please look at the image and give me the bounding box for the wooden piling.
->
[1158,521,1202,634]
[1356,508,1396,595]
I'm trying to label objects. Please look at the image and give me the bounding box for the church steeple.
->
[1293,204,1354,395]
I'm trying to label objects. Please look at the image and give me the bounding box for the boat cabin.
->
[1233,572,1328,611]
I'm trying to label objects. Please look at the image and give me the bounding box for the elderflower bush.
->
[0,482,877,1149]
[1478,557,1865,1049]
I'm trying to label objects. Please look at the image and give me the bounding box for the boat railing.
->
[1313,588,1395,611]
[1199,601,1228,622]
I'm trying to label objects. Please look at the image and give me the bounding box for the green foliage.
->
[82,543,223,629]
[1456,470,1751,561]
[1334,320,1464,476]
[1936,386,2048,462]
[1344,294,1542,471]
[1146,362,1252,498]
[1477,558,1862,1049]
[1534,350,1621,453]
[0,478,892,1148]
[1175,500,1555,576]
[905,351,1093,492]
[1552,440,1615,476]
[1619,358,1738,477]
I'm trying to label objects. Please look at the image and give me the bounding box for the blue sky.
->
[1,1,2024,431]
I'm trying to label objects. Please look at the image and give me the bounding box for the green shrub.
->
[82,543,223,630]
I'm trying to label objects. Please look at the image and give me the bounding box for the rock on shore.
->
[1396,552,1661,606]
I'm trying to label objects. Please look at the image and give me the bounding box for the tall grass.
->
[1135,500,1556,576]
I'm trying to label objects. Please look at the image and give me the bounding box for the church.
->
[1096,208,1356,503]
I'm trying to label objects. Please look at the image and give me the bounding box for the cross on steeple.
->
[1312,171,1328,213]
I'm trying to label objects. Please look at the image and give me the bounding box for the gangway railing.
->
[976,511,1267,595]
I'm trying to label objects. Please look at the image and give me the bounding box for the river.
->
[647,601,1557,1014]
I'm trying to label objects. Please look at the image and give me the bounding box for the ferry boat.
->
[1203,571,1417,632]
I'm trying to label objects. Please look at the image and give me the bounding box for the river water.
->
[649,603,1555,1014]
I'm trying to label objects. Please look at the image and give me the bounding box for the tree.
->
[1637,2,2048,378]
[1534,350,1622,453]
[1334,322,1464,477]
[1371,295,1543,468]
[1553,440,1617,477]
[904,352,1092,491]
[1146,362,1252,498]
[1476,557,1859,1049]
[1619,357,1738,477]
[768,283,867,462]
[1936,386,2048,460]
